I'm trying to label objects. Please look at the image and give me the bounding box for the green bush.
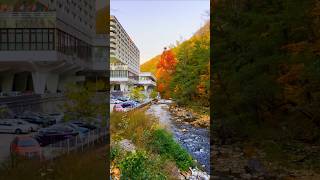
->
[119,151,166,180]
[149,129,193,171]
[111,146,121,161]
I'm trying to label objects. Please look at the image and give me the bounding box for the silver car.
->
[0,119,39,134]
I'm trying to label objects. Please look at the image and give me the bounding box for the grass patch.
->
[149,129,194,171]
[119,150,166,179]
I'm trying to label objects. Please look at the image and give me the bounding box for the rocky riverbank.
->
[169,104,210,129]
[111,139,210,180]
[211,138,320,179]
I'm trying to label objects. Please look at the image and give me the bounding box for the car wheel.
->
[15,129,22,134]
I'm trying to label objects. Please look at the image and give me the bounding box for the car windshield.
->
[18,139,38,147]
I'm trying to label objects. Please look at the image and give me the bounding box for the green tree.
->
[63,81,107,123]
[169,22,210,108]
[150,88,158,99]
[130,87,146,102]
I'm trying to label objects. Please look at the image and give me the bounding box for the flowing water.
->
[146,103,210,174]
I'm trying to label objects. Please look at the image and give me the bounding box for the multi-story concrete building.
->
[0,0,108,95]
[110,15,139,93]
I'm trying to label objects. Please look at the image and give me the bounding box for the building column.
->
[1,73,14,92]
[32,72,48,94]
[46,73,59,93]
[120,83,126,91]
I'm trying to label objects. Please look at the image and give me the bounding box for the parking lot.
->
[110,95,151,112]
[0,109,105,164]
[0,134,15,163]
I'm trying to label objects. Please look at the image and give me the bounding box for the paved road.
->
[0,134,15,163]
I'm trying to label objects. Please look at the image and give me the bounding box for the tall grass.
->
[110,110,158,148]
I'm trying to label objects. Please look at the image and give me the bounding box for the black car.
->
[117,96,129,102]
[69,121,98,130]
[34,125,78,146]
[18,116,56,127]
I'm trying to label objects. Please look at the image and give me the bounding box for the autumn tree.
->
[155,48,177,99]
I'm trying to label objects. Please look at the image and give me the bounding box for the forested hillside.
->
[141,21,210,111]
[212,0,320,175]
[140,55,161,75]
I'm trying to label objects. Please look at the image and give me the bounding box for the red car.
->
[10,136,43,160]
[113,104,127,112]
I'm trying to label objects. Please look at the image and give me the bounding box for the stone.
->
[118,139,136,152]
[181,128,188,132]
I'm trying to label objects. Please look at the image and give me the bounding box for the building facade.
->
[0,0,108,95]
[110,15,139,93]
[138,72,156,98]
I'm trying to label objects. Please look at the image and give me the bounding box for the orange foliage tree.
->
[156,48,177,98]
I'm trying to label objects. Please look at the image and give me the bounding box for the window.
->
[8,29,15,50]
[15,29,23,50]
[1,29,7,50]
[0,28,55,51]
[43,29,49,50]
[30,29,36,50]
[23,29,30,50]
[36,29,43,50]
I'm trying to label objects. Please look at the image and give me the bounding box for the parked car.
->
[69,120,98,130]
[110,98,122,104]
[0,119,38,134]
[10,136,42,160]
[117,96,130,102]
[121,102,135,108]
[48,113,64,123]
[17,115,55,127]
[126,100,140,107]
[35,125,78,146]
[113,104,127,112]
[66,123,89,140]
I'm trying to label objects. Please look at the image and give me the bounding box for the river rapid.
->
[146,103,210,174]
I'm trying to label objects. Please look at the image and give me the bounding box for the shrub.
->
[149,129,193,171]
[119,151,166,179]
[111,145,121,161]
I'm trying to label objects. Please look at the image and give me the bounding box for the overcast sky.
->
[111,0,210,64]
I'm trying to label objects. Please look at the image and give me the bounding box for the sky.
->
[111,0,210,64]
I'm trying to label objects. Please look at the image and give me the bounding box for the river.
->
[146,103,210,174]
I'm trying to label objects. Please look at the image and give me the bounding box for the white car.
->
[0,119,39,134]
[110,99,122,104]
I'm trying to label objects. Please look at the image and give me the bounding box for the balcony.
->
[138,80,157,87]
[110,64,128,70]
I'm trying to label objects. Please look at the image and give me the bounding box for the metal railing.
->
[42,127,108,160]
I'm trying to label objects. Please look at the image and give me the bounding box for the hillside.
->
[140,55,161,75]
[140,21,210,74]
